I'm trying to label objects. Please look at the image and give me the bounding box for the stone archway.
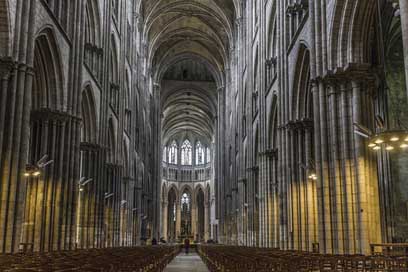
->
[180,188,192,238]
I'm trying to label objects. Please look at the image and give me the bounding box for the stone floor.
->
[164,251,210,272]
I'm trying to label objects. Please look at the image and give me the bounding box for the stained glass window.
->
[181,140,192,165]
[163,146,167,162]
[181,193,190,210]
[169,141,178,164]
[196,141,205,165]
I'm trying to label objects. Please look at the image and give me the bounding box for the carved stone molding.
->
[261,148,278,159]
[106,163,122,169]
[31,108,81,123]
[80,142,103,151]
[246,166,259,172]
[237,178,247,184]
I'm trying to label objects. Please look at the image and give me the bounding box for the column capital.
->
[261,148,278,159]
[235,17,243,27]
[342,63,376,82]
[0,57,14,78]
[309,78,320,89]
[265,57,277,68]
[31,108,81,123]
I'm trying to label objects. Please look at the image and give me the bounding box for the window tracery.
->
[169,141,178,164]
[181,140,192,165]
[163,146,167,162]
[196,141,205,165]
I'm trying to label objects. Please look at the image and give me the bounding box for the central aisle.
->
[164,251,209,272]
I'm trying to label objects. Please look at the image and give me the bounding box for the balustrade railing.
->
[162,162,212,182]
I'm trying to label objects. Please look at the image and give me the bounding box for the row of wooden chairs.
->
[197,245,408,272]
[0,245,180,271]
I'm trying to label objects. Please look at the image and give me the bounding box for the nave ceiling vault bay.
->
[140,0,237,81]
[137,0,238,141]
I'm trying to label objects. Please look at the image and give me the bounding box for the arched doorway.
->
[180,189,192,238]
[23,28,65,252]
[290,44,317,251]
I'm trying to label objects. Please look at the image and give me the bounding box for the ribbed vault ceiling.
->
[161,79,217,142]
[138,0,237,144]
[142,0,237,79]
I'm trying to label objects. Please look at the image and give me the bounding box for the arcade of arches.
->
[1,0,408,267]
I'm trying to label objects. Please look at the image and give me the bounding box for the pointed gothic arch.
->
[180,186,192,237]
[195,140,205,165]
[181,139,192,165]
[110,35,119,83]
[123,140,130,175]
[289,43,317,251]
[329,0,378,69]
[292,44,312,120]
[168,140,178,164]
[85,0,102,47]
[81,84,98,143]
[107,118,116,163]
[124,71,132,133]
[32,27,64,111]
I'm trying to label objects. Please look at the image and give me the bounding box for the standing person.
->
[184,238,190,254]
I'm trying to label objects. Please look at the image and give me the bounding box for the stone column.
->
[162,201,168,240]
[191,197,197,239]
[351,78,376,255]
[176,202,181,239]
[204,202,209,241]
[400,0,408,97]
[216,86,225,242]
[0,58,13,158]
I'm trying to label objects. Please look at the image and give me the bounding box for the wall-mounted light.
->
[24,154,54,178]
[104,192,114,200]
[308,173,318,180]
[78,178,93,193]
[24,164,41,177]
[301,159,318,181]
